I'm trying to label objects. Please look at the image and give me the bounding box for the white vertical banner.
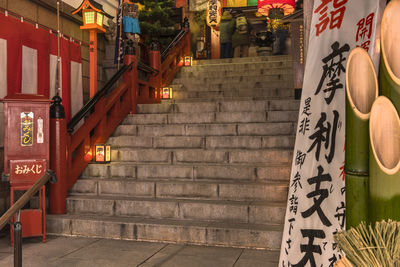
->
[0,38,6,148]
[279,1,386,266]
[49,54,59,100]
[21,45,38,94]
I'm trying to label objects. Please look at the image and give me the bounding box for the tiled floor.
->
[0,235,279,266]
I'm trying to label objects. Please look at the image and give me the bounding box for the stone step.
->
[171,88,294,100]
[192,55,291,65]
[70,179,288,202]
[171,81,294,91]
[160,96,296,103]
[176,67,292,79]
[108,135,295,149]
[173,73,292,85]
[47,214,283,249]
[180,60,292,73]
[137,99,300,114]
[64,195,286,225]
[82,163,291,182]
[109,148,292,164]
[121,111,298,125]
[113,122,297,137]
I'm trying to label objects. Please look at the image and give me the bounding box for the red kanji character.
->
[316,14,330,36]
[314,0,330,36]
[332,0,347,8]
[329,6,346,30]
[365,13,375,39]
[356,18,366,42]
[356,13,374,42]
[314,0,331,14]
[360,40,370,52]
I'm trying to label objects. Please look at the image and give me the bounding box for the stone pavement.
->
[0,235,279,267]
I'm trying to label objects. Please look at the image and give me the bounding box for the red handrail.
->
[49,25,191,214]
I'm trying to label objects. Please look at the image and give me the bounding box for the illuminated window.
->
[96,13,103,26]
[84,11,95,24]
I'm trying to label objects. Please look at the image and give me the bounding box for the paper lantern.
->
[95,144,111,163]
[258,0,295,17]
[72,0,106,32]
[206,0,222,27]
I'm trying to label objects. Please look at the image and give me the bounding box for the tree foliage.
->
[137,0,176,48]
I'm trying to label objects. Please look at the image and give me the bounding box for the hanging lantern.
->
[206,0,222,27]
[72,0,108,97]
[72,0,106,32]
[95,144,111,163]
[257,0,295,18]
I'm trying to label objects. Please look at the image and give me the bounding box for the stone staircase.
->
[47,55,299,251]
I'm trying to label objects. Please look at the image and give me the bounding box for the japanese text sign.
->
[279,0,386,266]
[10,159,47,185]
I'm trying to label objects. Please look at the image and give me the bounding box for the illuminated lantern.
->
[184,56,192,66]
[206,0,222,27]
[95,144,111,163]
[258,0,295,18]
[162,87,173,99]
[72,0,107,98]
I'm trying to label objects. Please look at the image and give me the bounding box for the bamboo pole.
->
[369,96,400,223]
[345,47,378,229]
[380,0,400,114]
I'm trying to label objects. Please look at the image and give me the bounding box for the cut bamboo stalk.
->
[380,0,400,113]
[345,173,369,229]
[346,47,378,174]
[345,47,378,229]
[369,96,400,223]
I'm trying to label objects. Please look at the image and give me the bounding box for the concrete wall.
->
[0,0,108,214]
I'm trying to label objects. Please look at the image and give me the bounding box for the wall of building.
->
[0,0,109,214]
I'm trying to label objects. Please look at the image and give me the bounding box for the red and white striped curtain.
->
[0,12,83,121]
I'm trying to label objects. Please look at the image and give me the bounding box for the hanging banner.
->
[279,0,386,266]
[206,0,222,27]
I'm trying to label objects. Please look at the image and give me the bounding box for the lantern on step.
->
[184,56,192,66]
[162,87,173,99]
[257,0,295,18]
[95,144,111,163]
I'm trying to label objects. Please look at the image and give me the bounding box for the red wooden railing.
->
[49,23,190,214]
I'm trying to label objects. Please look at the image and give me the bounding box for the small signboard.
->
[10,159,47,185]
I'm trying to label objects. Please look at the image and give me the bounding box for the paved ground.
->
[0,235,279,267]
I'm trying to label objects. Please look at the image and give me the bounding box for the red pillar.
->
[89,30,98,98]
[49,96,67,214]
[149,49,161,102]
[123,45,138,114]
